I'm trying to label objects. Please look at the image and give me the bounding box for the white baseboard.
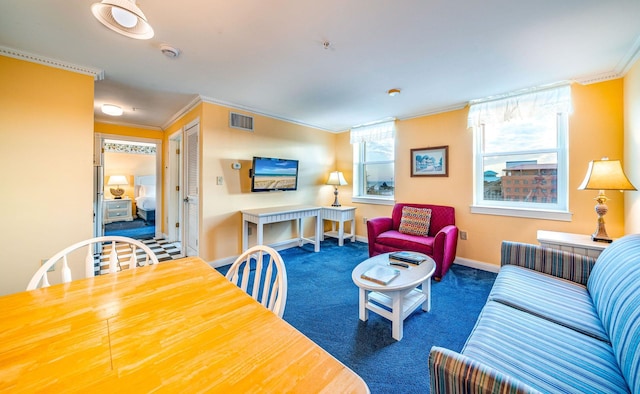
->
[208,239,301,268]
[355,235,499,273]
[454,257,500,273]
[206,237,500,274]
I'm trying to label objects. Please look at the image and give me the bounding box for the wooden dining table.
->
[0,257,369,393]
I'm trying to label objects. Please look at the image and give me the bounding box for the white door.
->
[184,121,199,256]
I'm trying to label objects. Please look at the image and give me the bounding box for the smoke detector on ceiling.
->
[160,45,180,59]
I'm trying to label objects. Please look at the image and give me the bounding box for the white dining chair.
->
[27,236,160,290]
[226,245,288,318]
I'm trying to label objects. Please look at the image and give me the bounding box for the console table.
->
[537,230,612,258]
[241,205,322,252]
[322,206,356,246]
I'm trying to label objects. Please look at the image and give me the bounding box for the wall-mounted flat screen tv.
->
[251,156,299,192]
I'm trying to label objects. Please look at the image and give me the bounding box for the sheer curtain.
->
[467,85,572,128]
[350,120,396,144]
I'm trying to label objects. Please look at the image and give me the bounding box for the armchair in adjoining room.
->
[366,203,458,280]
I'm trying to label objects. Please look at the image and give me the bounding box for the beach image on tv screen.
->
[253,159,297,190]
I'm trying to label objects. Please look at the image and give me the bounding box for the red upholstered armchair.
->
[366,203,458,280]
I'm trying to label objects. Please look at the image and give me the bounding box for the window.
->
[351,121,395,204]
[469,85,572,220]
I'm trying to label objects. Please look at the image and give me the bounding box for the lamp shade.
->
[107,175,129,186]
[326,171,348,186]
[91,0,154,39]
[578,159,636,191]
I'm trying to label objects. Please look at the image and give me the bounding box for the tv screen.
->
[251,156,299,192]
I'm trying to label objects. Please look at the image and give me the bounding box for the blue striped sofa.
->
[429,234,640,393]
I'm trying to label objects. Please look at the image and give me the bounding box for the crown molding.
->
[161,95,203,130]
[0,46,104,81]
[574,35,640,85]
[573,71,623,85]
[200,95,335,132]
[616,34,640,76]
[399,102,469,121]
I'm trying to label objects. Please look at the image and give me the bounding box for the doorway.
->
[165,119,200,257]
[94,134,162,241]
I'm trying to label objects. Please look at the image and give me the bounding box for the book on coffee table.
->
[389,251,427,265]
[361,265,400,285]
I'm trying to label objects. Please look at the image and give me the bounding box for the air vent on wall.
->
[230,112,254,132]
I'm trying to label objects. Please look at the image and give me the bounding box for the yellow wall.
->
[0,53,634,295]
[0,56,94,296]
[338,80,627,267]
[165,103,337,262]
[624,59,640,234]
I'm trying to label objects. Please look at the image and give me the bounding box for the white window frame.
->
[352,140,395,205]
[350,120,396,205]
[470,87,572,221]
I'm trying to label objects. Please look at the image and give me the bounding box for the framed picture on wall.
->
[411,146,449,177]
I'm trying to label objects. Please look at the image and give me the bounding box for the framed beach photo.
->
[411,146,448,177]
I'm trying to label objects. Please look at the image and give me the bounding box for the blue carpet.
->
[104,218,155,239]
[218,239,497,393]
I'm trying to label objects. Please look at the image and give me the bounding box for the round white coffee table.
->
[351,252,436,341]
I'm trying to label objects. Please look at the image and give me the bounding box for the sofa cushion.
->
[375,230,434,255]
[489,265,608,342]
[462,301,629,393]
[587,234,640,394]
[398,206,431,236]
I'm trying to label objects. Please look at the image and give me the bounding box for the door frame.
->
[95,133,162,238]
[166,129,183,245]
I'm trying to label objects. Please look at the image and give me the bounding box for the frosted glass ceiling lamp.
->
[108,175,129,199]
[101,104,123,116]
[91,0,154,40]
[327,171,348,207]
[578,157,636,243]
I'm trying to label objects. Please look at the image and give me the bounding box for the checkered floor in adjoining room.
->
[139,238,182,261]
[97,238,182,274]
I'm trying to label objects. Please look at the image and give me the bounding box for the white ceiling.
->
[1,1,639,132]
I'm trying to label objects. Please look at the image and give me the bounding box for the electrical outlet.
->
[460,231,468,240]
[362,217,368,224]
[216,176,223,185]
[42,259,54,272]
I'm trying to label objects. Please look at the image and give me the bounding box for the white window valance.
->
[467,85,572,128]
[350,120,396,144]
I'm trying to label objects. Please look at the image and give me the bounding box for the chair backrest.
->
[391,203,456,236]
[27,236,160,290]
[226,245,288,318]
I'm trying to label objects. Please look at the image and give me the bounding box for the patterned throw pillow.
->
[398,207,432,236]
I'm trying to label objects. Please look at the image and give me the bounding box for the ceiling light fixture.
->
[91,0,154,40]
[102,104,124,116]
[388,89,401,97]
